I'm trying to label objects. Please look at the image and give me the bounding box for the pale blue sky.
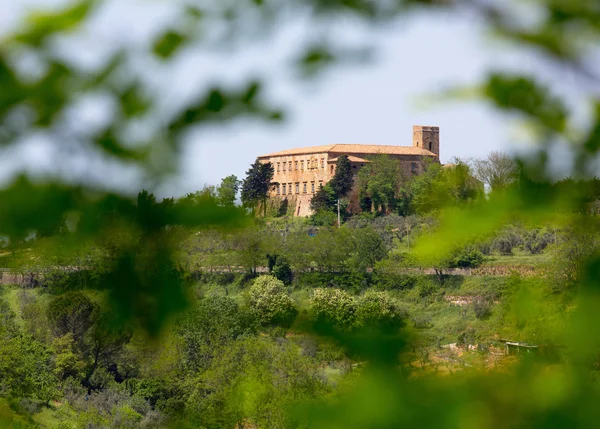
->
[1,0,592,196]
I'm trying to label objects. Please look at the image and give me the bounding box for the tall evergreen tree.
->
[329,155,354,198]
[241,160,275,216]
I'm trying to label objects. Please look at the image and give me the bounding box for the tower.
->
[412,125,440,158]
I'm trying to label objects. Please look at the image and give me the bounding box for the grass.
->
[483,252,552,267]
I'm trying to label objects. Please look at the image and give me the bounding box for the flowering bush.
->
[248,276,297,327]
[309,288,356,329]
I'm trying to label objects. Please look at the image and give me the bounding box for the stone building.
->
[257,125,440,217]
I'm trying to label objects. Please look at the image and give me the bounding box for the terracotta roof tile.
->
[259,144,436,158]
[328,155,371,163]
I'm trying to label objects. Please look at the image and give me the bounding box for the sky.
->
[1,0,594,196]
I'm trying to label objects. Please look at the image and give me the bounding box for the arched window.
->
[429,142,432,151]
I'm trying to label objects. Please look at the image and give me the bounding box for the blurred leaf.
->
[119,82,151,117]
[152,30,187,59]
[93,127,147,160]
[14,0,97,47]
[484,74,568,133]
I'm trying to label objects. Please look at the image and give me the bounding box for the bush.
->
[450,248,485,268]
[248,276,297,327]
[355,291,406,330]
[473,299,492,320]
[523,229,554,254]
[309,288,356,329]
[309,210,337,226]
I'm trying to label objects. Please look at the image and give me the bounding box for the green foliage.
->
[309,288,356,330]
[241,160,275,216]
[354,291,406,331]
[2,0,600,427]
[411,160,483,214]
[309,209,337,226]
[353,226,388,269]
[330,155,355,198]
[310,184,337,213]
[449,248,485,268]
[357,154,404,214]
[0,335,57,403]
[247,276,297,327]
[184,336,327,429]
[176,296,257,372]
[272,256,294,286]
[216,175,241,208]
[47,292,98,342]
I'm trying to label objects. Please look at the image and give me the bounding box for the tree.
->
[247,275,297,327]
[354,227,387,270]
[241,160,275,216]
[310,183,337,213]
[410,160,483,214]
[176,296,257,372]
[471,151,517,192]
[47,292,99,343]
[357,155,404,214]
[217,175,241,208]
[330,155,354,198]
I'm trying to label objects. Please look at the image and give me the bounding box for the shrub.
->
[523,229,553,254]
[355,291,406,330]
[309,288,356,329]
[248,276,297,327]
[309,210,337,226]
[450,248,485,268]
[473,299,492,320]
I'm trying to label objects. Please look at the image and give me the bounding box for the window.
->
[330,165,334,175]
[429,142,433,151]
[289,162,292,171]
[277,184,280,195]
[318,180,323,189]
[282,183,286,194]
[301,160,304,170]
[289,183,292,194]
[311,182,315,193]
[303,182,307,193]
[277,162,280,172]
[283,162,286,172]
[295,182,299,194]
[295,161,298,170]
[321,158,324,169]
[411,163,418,174]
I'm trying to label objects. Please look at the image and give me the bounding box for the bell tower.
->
[412,125,439,159]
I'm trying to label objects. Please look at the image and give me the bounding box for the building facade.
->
[257,125,440,216]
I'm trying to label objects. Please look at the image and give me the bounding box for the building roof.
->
[327,155,371,163]
[258,144,436,158]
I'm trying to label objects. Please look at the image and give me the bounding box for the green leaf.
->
[152,30,187,59]
[14,0,97,47]
[484,73,568,133]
